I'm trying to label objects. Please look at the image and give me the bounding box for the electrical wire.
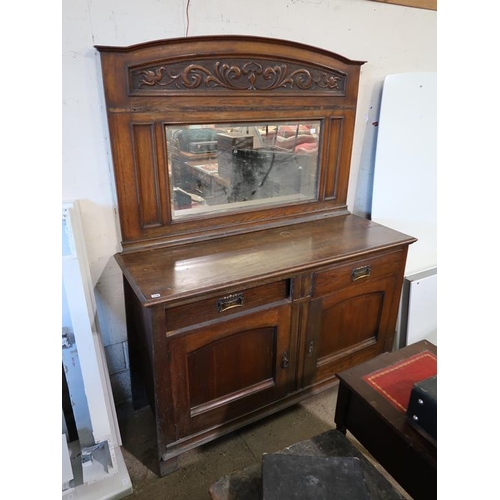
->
[185,0,191,37]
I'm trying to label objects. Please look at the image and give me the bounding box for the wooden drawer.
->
[312,250,403,297]
[166,280,290,333]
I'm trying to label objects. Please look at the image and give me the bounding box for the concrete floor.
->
[116,385,411,499]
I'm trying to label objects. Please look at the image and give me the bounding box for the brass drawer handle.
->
[351,265,371,281]
[217,293,244,313]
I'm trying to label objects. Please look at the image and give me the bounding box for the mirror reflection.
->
[166,121,321,219]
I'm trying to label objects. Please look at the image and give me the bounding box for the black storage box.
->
[406,375,437,444]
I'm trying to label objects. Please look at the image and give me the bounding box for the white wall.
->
[62,0,436,405]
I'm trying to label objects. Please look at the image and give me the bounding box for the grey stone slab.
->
[209,429,405,500]
[262,455,370,500]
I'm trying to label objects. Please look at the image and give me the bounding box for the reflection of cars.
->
[275,133,319,152]
[256,124,319,154]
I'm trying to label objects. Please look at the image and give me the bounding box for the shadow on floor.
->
[115,388,338,499]
[115,386,411,499]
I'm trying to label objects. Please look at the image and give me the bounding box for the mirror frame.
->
[96,35,364,251]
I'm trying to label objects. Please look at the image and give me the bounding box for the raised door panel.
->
[302,275,399,387]
[168,305,292,438]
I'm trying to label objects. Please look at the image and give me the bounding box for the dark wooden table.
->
[334,340,437,500]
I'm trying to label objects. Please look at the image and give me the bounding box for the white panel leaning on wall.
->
[62,200,133,499]
[371,73,437,348]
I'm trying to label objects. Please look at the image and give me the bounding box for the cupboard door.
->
[302,275,400,387]
[168,305,292,438]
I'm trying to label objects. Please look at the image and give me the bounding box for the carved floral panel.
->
[130,58,346,94]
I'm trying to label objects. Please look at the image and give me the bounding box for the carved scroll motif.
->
[131,59,345,93]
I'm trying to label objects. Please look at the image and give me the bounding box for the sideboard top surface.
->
[116,214,416,307]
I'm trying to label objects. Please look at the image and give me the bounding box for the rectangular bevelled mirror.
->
[166,120,321,220]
